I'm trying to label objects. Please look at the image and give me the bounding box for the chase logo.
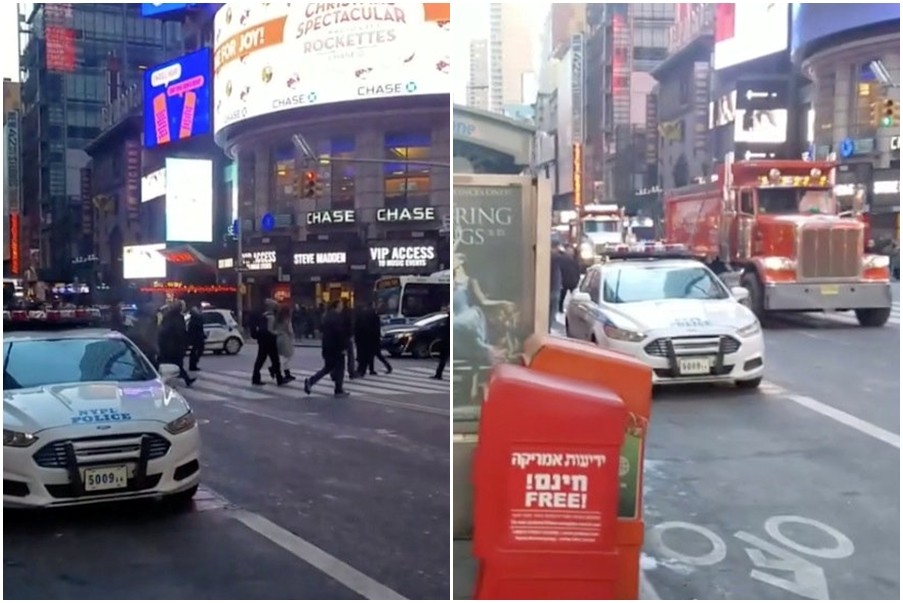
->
[307,92,318,103]
[406,82,418,94]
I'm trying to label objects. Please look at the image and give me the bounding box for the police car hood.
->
[3,380,190,434]
[614,298,756,332]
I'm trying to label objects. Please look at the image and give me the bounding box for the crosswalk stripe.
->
[207,368,447,397]
[189,379,272,400]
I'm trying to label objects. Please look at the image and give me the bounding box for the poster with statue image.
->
[452,178,535,418]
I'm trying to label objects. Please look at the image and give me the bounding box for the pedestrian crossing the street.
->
[178,365,449,402]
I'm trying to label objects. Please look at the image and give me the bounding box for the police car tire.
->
[165,484,198,510]
[736,377,762,390]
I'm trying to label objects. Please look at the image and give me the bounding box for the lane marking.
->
[224,402,300,426]
[231,509,407,600]
[762,381,900,449]
[191,485,408,601]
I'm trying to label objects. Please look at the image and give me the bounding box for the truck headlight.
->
[603,322,645,343]
[3,429,38,448]
[762,257,796,271]
[579,243,594,260]
[165,411,197,435]
[863,254,890,269]
[737,320,761,338]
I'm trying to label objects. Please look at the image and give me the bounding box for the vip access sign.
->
[212,2,451,135]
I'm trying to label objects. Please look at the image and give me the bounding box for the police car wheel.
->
[164,484,198,511]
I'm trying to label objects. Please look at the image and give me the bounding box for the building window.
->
[326,136,355,208]
[271,145,296,203]
[384,132,431,207]
[634,47,668,62]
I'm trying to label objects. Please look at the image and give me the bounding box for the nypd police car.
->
[564,253,765,389]
[3,330,201,508]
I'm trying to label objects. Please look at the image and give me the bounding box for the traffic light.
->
[870,101,883,127]
[304,170,317,198]
[881,98,899,127]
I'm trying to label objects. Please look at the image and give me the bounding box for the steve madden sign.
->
[307,210,356,225]
[376,207,437,223]
[369,243,437,270]
[293,251,347,266]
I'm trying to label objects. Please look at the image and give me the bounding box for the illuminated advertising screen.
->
[141,3,196,17]
[734,109,788,144]
[212,2,451,135]
[165,158,213,243]
[714,3,789,70]
[123,244,167,280]
[141,168,166,202]
[792,4,900,54]
[143,48,212,149]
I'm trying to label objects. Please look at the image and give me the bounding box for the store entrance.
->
[317,281,354,307]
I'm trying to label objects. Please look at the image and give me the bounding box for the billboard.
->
[165,158,213,243]
[141,3,197,17]
[6,112,20,214]
[714,3,789,71]
[141,168,167,202]
[368,241,438,274]
[144,48,212,148]
[212,2,451,135]
[734,109,788,144]
[792,4,900,54]
[123,243,167,279]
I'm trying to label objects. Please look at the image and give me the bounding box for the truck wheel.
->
[740,273,765,320]
[854,308,891,327]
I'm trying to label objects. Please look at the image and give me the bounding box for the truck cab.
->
[664,158,893,327]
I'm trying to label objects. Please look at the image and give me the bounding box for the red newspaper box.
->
[473,364,627,600]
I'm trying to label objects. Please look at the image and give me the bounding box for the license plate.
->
[83,465,129,492]
[677,357,712,375]
[821,285,839,296]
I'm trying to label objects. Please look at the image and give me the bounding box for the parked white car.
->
[186,309,243,355]
[3,330,201,508]
[564,258,765,389]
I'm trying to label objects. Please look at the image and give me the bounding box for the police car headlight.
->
[863,254,890,269]
[3,429,38,448]
[737,320,761,338]
[579,242,594,260]
[762,256,796,271]
[603,322,645,343]
[165,411,197,435]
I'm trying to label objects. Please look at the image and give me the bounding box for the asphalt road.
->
[642,284,900,600]
[4,346,450,600]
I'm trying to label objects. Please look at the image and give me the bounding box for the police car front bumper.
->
[4,421,200,509]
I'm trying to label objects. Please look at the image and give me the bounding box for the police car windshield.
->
[3,338,157,390]
[603,266,729,303]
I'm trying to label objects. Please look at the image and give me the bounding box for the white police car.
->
[3,330,201,508]
[565,254,765,389]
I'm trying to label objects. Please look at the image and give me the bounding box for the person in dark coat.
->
[129,302,160,369]
[158,301,194,387]
[341,302,357,379]
[559,246,581,313]
[251,298,284,386]
[186,306,206,371]
[303,300,349,398]
[110,302,127,334]
[433,306,450,380]
[549,245,566,329]
[356,301,392,376]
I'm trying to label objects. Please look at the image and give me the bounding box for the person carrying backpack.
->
[250,299,284,386]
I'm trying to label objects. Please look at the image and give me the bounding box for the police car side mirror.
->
[570,291,592,304]
[731,286,750,303]
[158,364,181,385]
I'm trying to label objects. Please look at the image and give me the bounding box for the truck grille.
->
[33,433,170,469]
[644,336,741,357]
[798,226,861,279]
